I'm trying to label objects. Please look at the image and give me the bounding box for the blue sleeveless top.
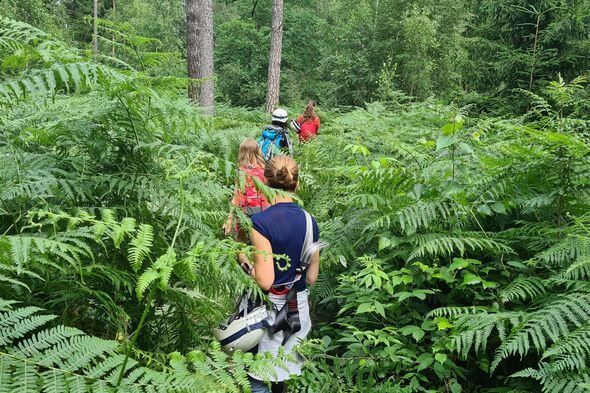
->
[250,202,319,291]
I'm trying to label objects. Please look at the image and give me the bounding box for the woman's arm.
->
[306,251,320,285]
[315,117,321,133]
[250,229,275,291]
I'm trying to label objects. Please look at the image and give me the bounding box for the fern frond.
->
[500,276,546,303]
[395,201,454,235]
[408,233,512,260]
[557,255,590,281]
[427,306,491,318]
[128,224,154,272]
[0,300,263,392]
[535,237,590,267]
[0,62,118,108]
[542,325,590,359]
[492,292,590,372]
[452,312,518,359]
[512,364,590,393]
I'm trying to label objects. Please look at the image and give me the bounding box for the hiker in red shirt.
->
[295,100,321,142]
[224,138,270,243]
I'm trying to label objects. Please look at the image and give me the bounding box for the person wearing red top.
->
[224,138,269,242]
[296,100,321,142]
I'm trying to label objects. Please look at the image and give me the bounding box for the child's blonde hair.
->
[238,138,265,167]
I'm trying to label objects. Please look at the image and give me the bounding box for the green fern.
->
[535,237,590,267]
[492,292,590,372]
[408,233,512,260]
[0,300,275,392]
[557,256,590,281]
[500,277,546,303]
[127,224,154,273]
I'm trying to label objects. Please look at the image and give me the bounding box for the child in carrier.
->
[224,139,270,268]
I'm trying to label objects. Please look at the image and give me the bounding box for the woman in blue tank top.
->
[248,155,320,393]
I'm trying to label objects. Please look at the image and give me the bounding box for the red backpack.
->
[238,165,269,216]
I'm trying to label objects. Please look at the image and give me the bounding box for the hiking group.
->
[217,101,324,393]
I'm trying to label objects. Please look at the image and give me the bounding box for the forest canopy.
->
[3,0,590,107]
[1,0,590,392]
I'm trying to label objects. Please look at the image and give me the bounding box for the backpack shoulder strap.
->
[299,210,328,271]
[300,210,313,262]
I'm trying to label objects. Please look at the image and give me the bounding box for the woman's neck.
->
[272,194,294,204]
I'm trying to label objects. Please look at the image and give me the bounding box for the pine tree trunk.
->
[265,0,284,113]
[93,0,99,59]
[186,0,199,102]
[198,0,215,115]
[185,0,215,115]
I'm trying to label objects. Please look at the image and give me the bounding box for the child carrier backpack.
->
[238,165,268,216]
[258,125,293,160]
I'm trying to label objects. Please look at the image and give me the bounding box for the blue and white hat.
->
[271,108,288,124]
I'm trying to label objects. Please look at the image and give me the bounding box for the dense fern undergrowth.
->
[2,17,590,393]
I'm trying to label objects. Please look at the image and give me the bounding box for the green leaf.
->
[458,142,474,154]
[414,262,431,272]
[435,353,448,364]
[477,204,493,216]
[356,303,373,314]
[506,261,530,271]
[378,236,391,251]
[436,134,458,151]
[449,258,480,271]
[490,202,507,214]
[416,353,434,371]
[401,274,413,284]
[400,325,425,342]
[374,301,386,318]
[462,272,482,285]
[450,380,462,393]
[436,318,453,330]
[482,279,498,289]
[432,267,455,283]
[395,292,413,302]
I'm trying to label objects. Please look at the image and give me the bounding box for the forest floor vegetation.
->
[2,17,590,393]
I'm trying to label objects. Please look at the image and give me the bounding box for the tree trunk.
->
[93,0,99,59]
[186,0,199,102]
[265,0,284,113]
[185,0,215,115]
[198,0,215,115]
